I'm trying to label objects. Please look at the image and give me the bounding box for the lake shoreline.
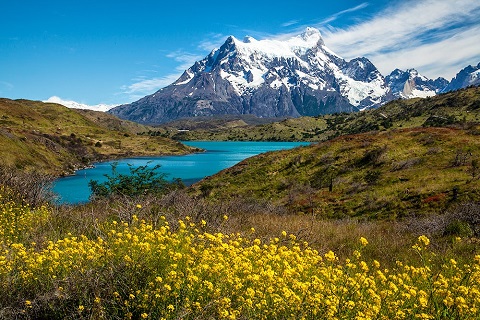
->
[54,141,309,204]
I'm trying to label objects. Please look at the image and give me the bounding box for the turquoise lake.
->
[53,141,310,204]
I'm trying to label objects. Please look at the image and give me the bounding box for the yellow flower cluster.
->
[1,198,480,319]
[0,186,50,246]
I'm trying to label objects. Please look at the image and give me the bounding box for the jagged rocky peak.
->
[225,27,326,59]
[299,27,324,46]
[442,62,480,92]
[407,68,419,78]
[386,68,448,99]
[108,28,389,124]
[342,57,380,82]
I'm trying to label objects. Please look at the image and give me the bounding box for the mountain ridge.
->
[442,62,480,92]
[109,28,390,124]
[154,86,480,142]
[386,69,449,99]
[109,28,480,124]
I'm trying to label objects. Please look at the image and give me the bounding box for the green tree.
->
[88,162,182,199]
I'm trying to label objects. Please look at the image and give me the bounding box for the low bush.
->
[0,166,54,207]
[88,163,183,199]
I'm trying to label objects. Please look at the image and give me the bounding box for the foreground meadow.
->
[1,186,480,320]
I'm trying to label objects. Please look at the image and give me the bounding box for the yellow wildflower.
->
[418,235,430,246]
[325,250,337,262]
[359,237,368,246]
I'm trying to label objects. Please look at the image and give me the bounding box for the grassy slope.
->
[186,87,480,219]
[0,99,195,175]
[166,86,480,141]
[192,126,480,219]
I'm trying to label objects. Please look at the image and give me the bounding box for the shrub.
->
[444,220,474,237]
[446,202,480,237]
[364,169,382,185]
[422,114,457,127]
[88,163,182,199]
[0,166,55,206]
[357,146,387,167]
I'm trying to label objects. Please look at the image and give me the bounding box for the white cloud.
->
[281,20,299,27]
[197,33,227,51]
[0,81,14,95]
[45,96,116,112]
[0,81,14,90]
[319,3,369,25]
[263,3,371,42]
[120,0,480,103]
[369,25,480,79]
[166,51,203,71]
[122,51,203,100]
[121,75,179,96]
[320,0,480,78]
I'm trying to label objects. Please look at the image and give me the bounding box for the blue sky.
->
[1,0,479,109]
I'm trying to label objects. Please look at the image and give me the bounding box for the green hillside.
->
[0,98,195,175]
[192,126,480,219]
[162,86,480,141]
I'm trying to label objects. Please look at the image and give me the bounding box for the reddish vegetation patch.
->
[423,193,447,203]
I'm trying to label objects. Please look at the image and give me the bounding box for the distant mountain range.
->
[442,62,480,92]
[385,69,449,99]
[109,28,480,124]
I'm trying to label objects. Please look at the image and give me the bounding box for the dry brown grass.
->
[50,190,480,268]
[0,166,55,207]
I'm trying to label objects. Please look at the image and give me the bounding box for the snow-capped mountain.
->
[441,62,480,93]
[45,96,115,112]
[109,28,391,124]
[385,69,448,99]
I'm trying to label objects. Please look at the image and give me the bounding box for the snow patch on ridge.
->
[230,28,324,60]
[175,70,194,85]
[214,28,342,97]
[332,65,388,107]
[45,96,116,112]
[410,89,436,98]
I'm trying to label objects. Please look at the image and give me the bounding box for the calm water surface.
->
[53,141,309,204]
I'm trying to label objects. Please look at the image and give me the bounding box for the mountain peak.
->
[108,29,390,124]
[407,68,419,76]
[385,68,447,99]
[301,27,321,41]
[243,35,256,43]
[441,62,480,92]
[292,27,324,48]
[225,35,237,44]
[214,29,326,63]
